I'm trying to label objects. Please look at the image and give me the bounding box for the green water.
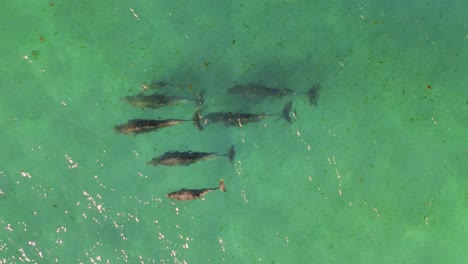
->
[1,0,467,263]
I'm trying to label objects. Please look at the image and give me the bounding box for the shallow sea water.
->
[0,1,467,263]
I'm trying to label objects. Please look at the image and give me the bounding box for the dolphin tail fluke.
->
[282,100,293,123]
[307,84,320,106]
[219,179,227,192]
[196,90,206,110]
[227,145,236,164]
[192,110,204,130]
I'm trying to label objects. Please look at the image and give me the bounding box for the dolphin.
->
[114,118,189,135]
[143,80,169,90]
[167,179,226,201]
[194,101,294,129]
[227,83,295,97]
[123,90,205,110]
[307,83,320,106]
[147,145,235,166]
[227,83,320,105]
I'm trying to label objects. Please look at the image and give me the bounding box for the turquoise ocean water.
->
[1,0,467,263]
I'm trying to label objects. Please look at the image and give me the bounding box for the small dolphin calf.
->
[114,119,188,135]
[147,146,235,166]
[167,179,226,201]
[227,83,321,105]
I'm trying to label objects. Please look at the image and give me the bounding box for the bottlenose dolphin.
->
[227,83,320,105]
[193,101,294,130]
[228,83,295,97]
[147,145,235,166]
[167,179,226,201]
[307,83,320,106]
[123,90,205,110]
[143,80,169,90]
[114,118,189,135]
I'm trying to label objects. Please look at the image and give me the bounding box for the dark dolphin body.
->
[228,83,295,98]
[147,145,235,166]
[193,101,294,130]
[144,80,169,90]
[282,101,293,123]
[114,119,188,135]
[123,90,205,110]
[167,179,226,201]
[227,83,320,106]
[203,112,270,127]
[307,83,320,106]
